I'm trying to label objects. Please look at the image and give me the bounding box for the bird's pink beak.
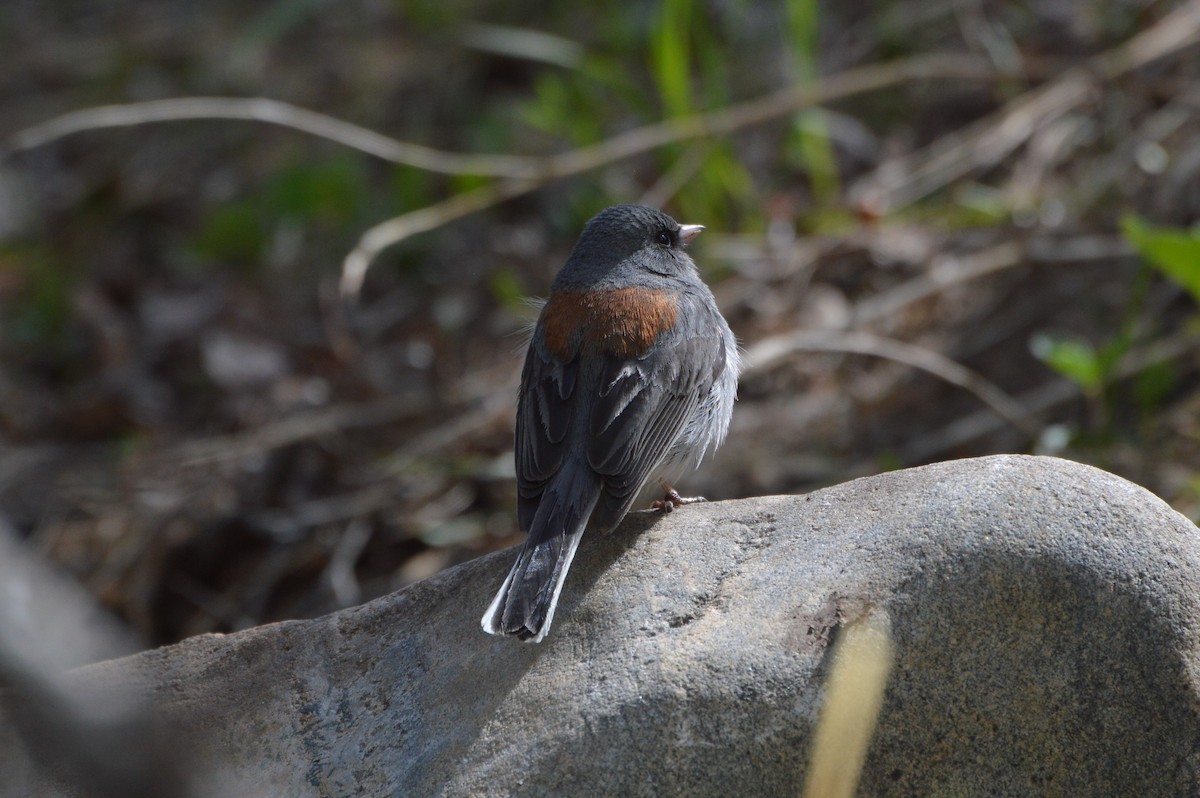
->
[679,224,704,246]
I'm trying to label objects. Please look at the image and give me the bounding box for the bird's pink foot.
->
[651,486,707,513]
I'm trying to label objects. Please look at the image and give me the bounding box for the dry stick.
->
[850,0,1200,212]
[747,233,1134,442]
[1076,83,1200,210]
[343,0,1200,294]
[174,392,429,467]
[544,54,996,176]
[4,54,1000,295]
[250,482,400,539]
[342,54,1001,294]
[4,54,994,179]
[1003,114,1094,210]
[852,240,1024,327]
[638,141,715,209]
[327,517,373,607]
[342,177,540,295]
[172,355,519,467]
[886,327,1200,469]
[851,74,1094,213]
[384,390,515,475]
[851,233,1132,334]
[6,97,540,178]
[742,329,1039,437]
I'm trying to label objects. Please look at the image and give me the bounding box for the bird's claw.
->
[651,487,707,513]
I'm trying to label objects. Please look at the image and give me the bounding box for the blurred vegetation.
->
[1,0,1199,651]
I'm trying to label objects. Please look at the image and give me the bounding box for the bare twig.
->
[1076,83,1200,211]
[385,391,515,475]
[327,518,372,607]
[5,97,541,178]
[5,53,996,184]
[340,53,1003,295]
[250,483,398,540]
[851,233,1133,328]
[850,0,1200,213]
[341,177,539,295]
[175,392,429,467]
[851,241,1024,327]
[743,329,1039,437]
[884,326,1200,466]
[638,141,715,209]
[4,53,1009,297]
[540,54,999,177]
[1003,114,1094,210]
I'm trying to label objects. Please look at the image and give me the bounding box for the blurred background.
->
[1,0,1198,655]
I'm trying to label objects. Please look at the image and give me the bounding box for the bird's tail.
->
[482,473,599,642]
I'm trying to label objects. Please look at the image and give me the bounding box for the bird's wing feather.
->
[516,298,729,533]
[514,331,578,531]
[586,309,727,526]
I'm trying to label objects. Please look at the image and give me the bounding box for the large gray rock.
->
[4,455,1200,796]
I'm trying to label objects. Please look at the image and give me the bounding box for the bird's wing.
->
[515,298,730,532]
[586,307,729,527]
[514,327,579,532]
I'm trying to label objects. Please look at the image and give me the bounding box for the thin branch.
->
[341,177,539,295]
[327,518,372,607]
[850,0,1200,213]
[1076,83,1200,211]
[851,241,1024,327]
[742,329,1039,437]
[638,141,715,209]
[540,53,999,178]
[6,97,541,177]
[882,326,1200,468]
[250,483,399,540]
[3,53,995,182]
[385,391,515,475]
[4,53,1005,297]
[174,392,429,467]
[341,53,1003,294]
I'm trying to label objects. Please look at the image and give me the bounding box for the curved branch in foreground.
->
[341,178,538,295]
[6,54,997,180]
[741,329,1039,438]
[340,53,1002,295]
[5,97,541,178]
[4,53,1002,297]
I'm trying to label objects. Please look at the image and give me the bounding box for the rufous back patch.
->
[541,287,679,361]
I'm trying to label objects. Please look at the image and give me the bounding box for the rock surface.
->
[4,455,1200,796]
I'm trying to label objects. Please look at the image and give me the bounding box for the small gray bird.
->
[482,204,740,642]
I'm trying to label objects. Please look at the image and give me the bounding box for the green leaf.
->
[2,245,72,343]
[1030,333,1103,391]
[788,109,841,206]
[268,157,366,224]
[1134,360,1177,412]
[786,0,821,78]
[652,0,694,118]
[783,1,840,206]
[487,268,527,310]
[193,200,265,265]
[1122,215,1200,303]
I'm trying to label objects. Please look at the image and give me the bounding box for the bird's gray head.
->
[552,205,703,291]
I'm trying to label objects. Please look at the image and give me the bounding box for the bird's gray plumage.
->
[482,205,739,642]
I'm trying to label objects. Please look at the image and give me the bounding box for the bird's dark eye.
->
[657,230,673,247]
